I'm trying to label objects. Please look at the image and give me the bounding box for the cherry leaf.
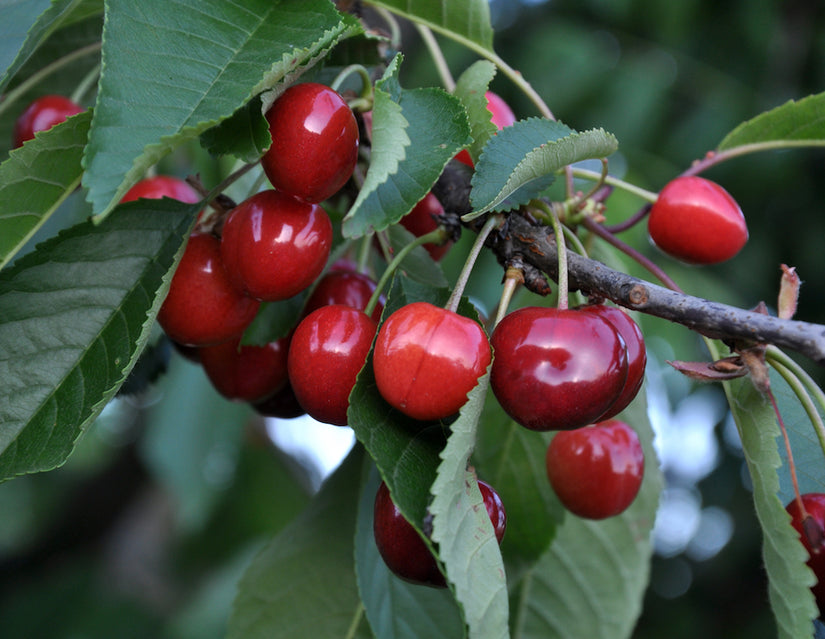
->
[453,60,498,165]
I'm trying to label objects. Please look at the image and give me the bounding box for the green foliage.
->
[718,93,825,151]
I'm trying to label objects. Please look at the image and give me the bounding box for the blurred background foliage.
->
[2,0,825,637]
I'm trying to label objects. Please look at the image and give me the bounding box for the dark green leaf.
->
[227,445,365,639]
[0,110,91,270]
[199,95,271,164]
[83,0,361,219]
[384,224,448,288]
[453,60,498,165]
[0,199,196,480]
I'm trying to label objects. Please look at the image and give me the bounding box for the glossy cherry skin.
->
[13,95,84,147]
[121,175,200,204]
[786,493,825,612]
[373,479,505,588]
[400,193,451,261]
[546,420,644,519]
[490,307,628,431]
[198,335,290,402]
[261,82,359,203]
[220,189,332,301]
[157,233,260,346]
[455,91,516,167]
[579,304,646,419]
[373,302,492,422]
[287,305,377,426]
[647,175,748,264]
[302,268,384,323]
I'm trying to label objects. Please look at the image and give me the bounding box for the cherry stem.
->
[331,64,374,110]
[532,200,570,310]
[71,63,101,105]
[365,229,446,318]
[415,24,455,92]
[493,267,524,329]
[446,215,501,313]
[371,6,403,51]
[682,141,825,177]
[205,162,259,205]
[570,167,658,204]
[356,234,373,275]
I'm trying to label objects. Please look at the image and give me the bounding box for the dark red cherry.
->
[261,82,359,203]
[157,233,260,346]
[579,304,646,418]
[198,335,290,402]
[302,268,384,323]
[647,175,748,264]
[490,307,628,431]
[455,91,516,168]
[252,382,306,420]
[287,305,377,426]
[220,190,332,301]
[373,302,492,421]
[546,419,644,519]
[786,493,825,612]
[13,94,83,147]
[399,193,451,261]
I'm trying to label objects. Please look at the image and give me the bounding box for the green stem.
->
[684,140,825,177]
[71,63,101,105]
[446,215,500,313]
[356,233,373,274]
[532,200,569,309]
[331,64,373,100]
[0,42,101,119]
[415,24,455,92]
[344,603,365,639]
[372,6,403,50]
[493,268,523,329]
[570,167,659,203]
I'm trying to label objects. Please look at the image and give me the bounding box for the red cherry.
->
[252,381,306,420]
[490,307,628,431]
[579,304,646,419]
[12,94,84,147]
[647,175,748,264]
[287,305,377,426]
[157,233,260,346]
[373,302,492,421]
[261,83,359,203]
[302,268,384,323]
[786,493,825,612]
[399,193,451,261]
[220,190,332,302]
[546,420,644,519]
[455,91,516,168]
[121,175,200,204]
[373,479,505,588]
[198,335,290,402]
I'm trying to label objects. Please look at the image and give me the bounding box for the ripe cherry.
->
[261,82,359,203]
[546,419,644,519]
[220,190,332,302]
[302,267,384,323]
[373,302,492,421]
[253,381,306,420]
[12,94,84,147]
[579,304,646,419]
[455,91,516,168]
[198,335,290,403]
[157,233,260,346]
[373,479,505,588]
[399,193,451,261]
[121,175,201,205]
[287,305,377,426]
[647,175,748,264]
[786,493,825,612]
[490,306,628,431]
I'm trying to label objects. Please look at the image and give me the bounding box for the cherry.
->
[490,306,628,431]
[373,302,492,421]
[157,232,260,346]
[399,193,451,261]
[455,91,516,168]
[647,175,748,264]
[121,175,201,205]
[261,82,359,203]
[302,267,384,323]
[198,335,290,402]
[786,493,825,612]
[12,94,84,147]
[220,190,332,301]
[287,305,377,426]
[578,304,646,418]
[373,479,505,587]
[252,381,306,420]
[546,419,644,519]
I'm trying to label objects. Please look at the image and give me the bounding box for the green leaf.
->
[383,224,448,288]
[342,54,471,238]
[468,120,618,219]
[429,370,510,639]
[367,0,494,53]
[355,460,465,639]
[0,199,195,480]
[0,110,90,271]
[509,394,660,639]
[227,445,365,639]
[718,92,825,151]
[199,95,271,164]
[83,0,361,219]
[721,370,819,638]
[453,60,498,165]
